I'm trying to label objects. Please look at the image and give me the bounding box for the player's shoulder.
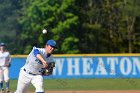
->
[33,46,45,53]
[3,51,10,55]
[5,51,10,53]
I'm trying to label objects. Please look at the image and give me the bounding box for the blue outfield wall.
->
[10,54,140,79]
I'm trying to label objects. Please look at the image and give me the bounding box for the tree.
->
[123,0,140,53]
[0,0,21,54]
[19,0,79,54]
[75,0,140,53]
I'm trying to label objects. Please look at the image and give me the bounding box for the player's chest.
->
[34,57,53,65]
[44,57,53,62]
[41,53,53,62]
[0,53,8,59]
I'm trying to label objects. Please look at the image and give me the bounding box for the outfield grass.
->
[9,78,140,92]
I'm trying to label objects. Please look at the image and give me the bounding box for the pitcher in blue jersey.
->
[14,40,57,93]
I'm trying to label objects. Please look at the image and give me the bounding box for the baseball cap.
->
[46,40,57,48]
[0,43,5,46]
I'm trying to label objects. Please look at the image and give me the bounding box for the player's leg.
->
[0,68,4,93]
[31,75,44,93]
[14,69,31,93]
[3,67,10,92]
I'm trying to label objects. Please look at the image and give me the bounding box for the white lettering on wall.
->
[120,57,132,75]
[67,58,80,76]
[132,57,140,75]
[53,58,64,75]
[107,57,118,75]
[82,58,94,75]
[95,57,107,75]
[52,56,140,78]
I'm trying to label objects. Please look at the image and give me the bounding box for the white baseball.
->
[42,29,47,34]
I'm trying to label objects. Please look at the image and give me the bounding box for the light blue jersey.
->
[0,51,11,66]
[22,47,54,75]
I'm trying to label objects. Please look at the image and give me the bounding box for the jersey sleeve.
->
[33,46,45,57]
[34,48,40,57]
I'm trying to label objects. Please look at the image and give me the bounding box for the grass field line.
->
[8,78,140,92]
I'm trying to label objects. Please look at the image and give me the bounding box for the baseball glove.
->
[42,62,55,76]
[5,63,11,67]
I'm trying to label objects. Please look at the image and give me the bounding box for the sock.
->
[6,81,9,90]
[36,92,44,93]
[0,82,3,90]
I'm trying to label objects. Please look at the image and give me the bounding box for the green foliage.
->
[0,0,140,54]
[76,0,140,53]
[61,37,79,53]
[0,0,21,54]
[18,0,79,54]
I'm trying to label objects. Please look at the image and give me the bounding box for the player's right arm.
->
[34,48,48,68]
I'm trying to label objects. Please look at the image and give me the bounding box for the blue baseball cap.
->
[46,40,57,48]
[0,43,5,46]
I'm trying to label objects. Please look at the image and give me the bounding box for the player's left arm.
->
[42,62,55,76]
[5,52,11,67]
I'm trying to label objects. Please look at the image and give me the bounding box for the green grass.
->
[9,78,140,92]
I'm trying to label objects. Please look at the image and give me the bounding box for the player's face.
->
[0,46,5,52]
[45,45,55,54]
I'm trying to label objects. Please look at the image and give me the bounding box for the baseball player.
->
[14,40,56,93]
[0,43,11,93]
